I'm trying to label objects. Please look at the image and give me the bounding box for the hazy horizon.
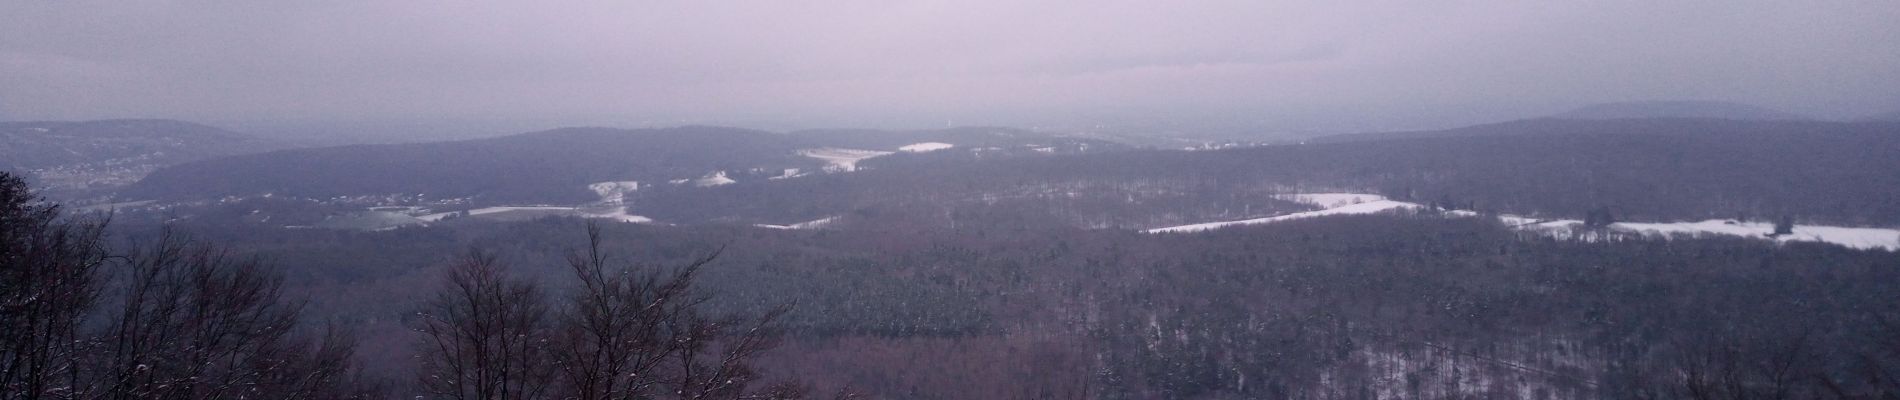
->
[5,1,1898,137]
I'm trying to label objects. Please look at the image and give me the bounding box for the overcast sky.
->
[3,1,1897,134]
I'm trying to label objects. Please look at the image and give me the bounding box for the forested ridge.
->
[100,207,1900,399]
[10,0,1899,398]
[635,119,1900,227]
[120,125,1120,205]
[9,117,1900,399]
[103,119,1900,231]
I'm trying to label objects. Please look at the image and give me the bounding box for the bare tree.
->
[552,224,805,400]
[550,225,708,399]
[663,304,798,400]
[0,171,109,399]
[95,232,361,400]
[3,173,366,400]
[414,250,554,400]
[413,224,823,400]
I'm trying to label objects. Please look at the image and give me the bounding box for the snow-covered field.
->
[416,206,577,222]
[582,206,653,224]
[1145,199,1422,233]
[1149,193,1900,250]
[693,171,736,187]
[799,148,893,172]
[769,168,803,180]
[1276,193,1389,209]
[415,205,652,224]
[755,216,839,230]
[1617,220,1899,250]
[899,142,955,152]
[588,181,639,204]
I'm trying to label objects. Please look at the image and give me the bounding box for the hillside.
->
[635,119,1900,228]
[1305,117,1856,144]
[1550,100,1809,121]
[1862,110,1900,122]
[122,125,1133,205]
[0,119,279,196]
[790,126,1113,151]
[133,214,1900,399]
[123,126,823,203]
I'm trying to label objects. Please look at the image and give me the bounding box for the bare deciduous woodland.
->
[5,2,1900,398]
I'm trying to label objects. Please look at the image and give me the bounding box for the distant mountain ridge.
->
[123,124,1129,204]
[124,125,818,203]
[792,126,1072,150]
[0,119,279,196]
[1550,101,1809,121]
[643,118,1900,227]
[1302,116,1865,144]
[1861,110,1900,122]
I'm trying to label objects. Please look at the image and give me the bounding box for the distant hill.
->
[125,125,1129,204]
[1860,110,1900,122]
[1306,117,1844,144]
[1550,101,1809,121]
[124,126,822,203]
[791,126,1108,150]
[0,119,279,196]
[636,118,1900,228]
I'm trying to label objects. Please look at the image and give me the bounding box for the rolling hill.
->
[0,119,279,196]
[115,118,1900,231]
[790,126,1106,150]
[123,125,1128,204]
[1549,100,1809,121]
[635,119,1900,228]
[1861,110,1900,122]
[1304,117,1852,144]
[123,126,820,203]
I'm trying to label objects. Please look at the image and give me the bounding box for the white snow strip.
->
[416,205,653,224]
[1154,193,1900,250]
[417,206,576,222]
[769,168,804,180]
[755,216,840,230]
[588,181,639,204]
[1146,200,1423,233]
[799,148,893,172]
[582,207,654,224]
[1278,193,1388,209]
[1617,220,1900,250]
[74,200,158,212]
[694,171,735,187]
[899,142,955,152]
[1497,215,1582,228]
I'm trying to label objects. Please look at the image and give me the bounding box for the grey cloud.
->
[1,0,1896,133]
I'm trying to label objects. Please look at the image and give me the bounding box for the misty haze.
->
[3,2,1899,399]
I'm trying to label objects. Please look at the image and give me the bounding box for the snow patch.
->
[415,205,653,224]
[755,216,840,230]
[899,142,955,152]
[417,206,576,222]
[799,148,893,172]
[693,171,735,187]
[769,168,805,180]
[1278,193,1388,209]
[1146,200,1423,233]
[588,181,639,204]
[1617,220,1899,250]
[1154,193,1900,250]
[583,206,654,224]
